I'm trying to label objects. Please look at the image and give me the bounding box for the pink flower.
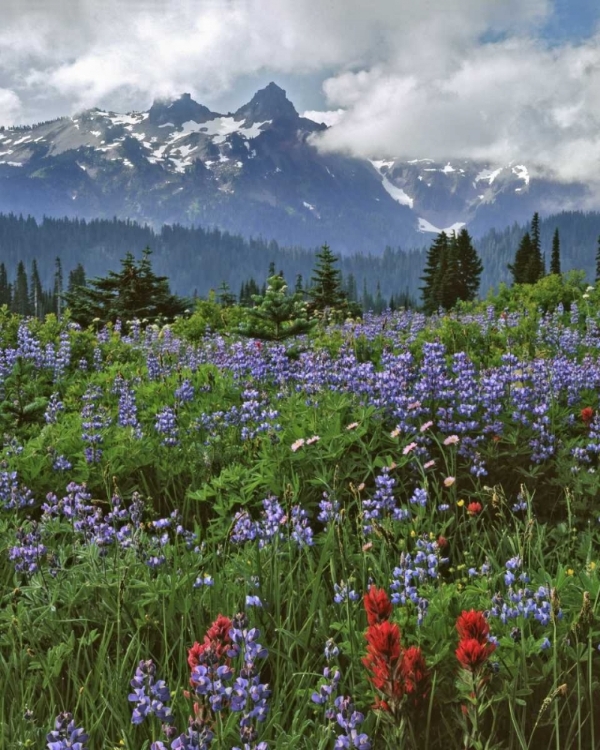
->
[443,435,460,446]
[346,422,359,430]
[291,438,305,452]
[443,476,456,487]
[403,442,418,456]
[423,460,435,469]
[306,435,320,445]
[420,421,434,432]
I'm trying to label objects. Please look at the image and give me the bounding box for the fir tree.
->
[531,212,541,258]
[68,264,86,293]
[53,256,64,319]
[29,260,43,319]
[295,274,304,294]
[527,213,545,283]
[454,228,483,302]
[217,281,236,307]
[308,244,348,318]
[238,274,313,341]
[0,263,11,308]
[508,232,533,284]
[420,231,449,314]
[13,261,30,316]
[596,235,600,284]
[550,228,561,275]
[63,249,186,326]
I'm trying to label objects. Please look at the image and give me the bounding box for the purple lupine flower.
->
[46,712,88,750]
[317,492,341,525]
[53,454,73,472]
[45,393,65,424]
[290,505,313,547]
[128,659,173,725]
[332,696,371,750]
[171,718,215,750]
[175,379,195,403]
[9,523,47,575]
[333,582,360,604]
[155,406,179,446]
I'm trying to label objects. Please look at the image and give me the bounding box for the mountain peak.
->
[234,82,298,126]
[148,93,220,127]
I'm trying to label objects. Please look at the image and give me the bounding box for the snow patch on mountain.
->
[382,176,414,208]
[512,164,530,185]
[175,117,270,144]
[475,167,503,185]
[418,218,466,234]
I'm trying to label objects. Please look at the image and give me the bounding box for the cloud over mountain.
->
[1,1,600,184]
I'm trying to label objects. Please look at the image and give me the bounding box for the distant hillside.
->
[0,210,598,307]
[1,82,598,253]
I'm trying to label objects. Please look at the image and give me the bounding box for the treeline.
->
[0,257,84,319]
[2,211,600,309]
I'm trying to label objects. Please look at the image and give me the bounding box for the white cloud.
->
[3,0,600,184]
[302,109,345,127]
[314,33,600,183]
[0,89,21,124]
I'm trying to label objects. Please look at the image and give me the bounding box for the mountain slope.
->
[0,84,418,252]
[0,83,596,253]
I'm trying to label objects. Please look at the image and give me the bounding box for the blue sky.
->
[542,0,600,43]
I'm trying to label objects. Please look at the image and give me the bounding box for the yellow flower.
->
[588,561,597,572]
[410,529,416,537]
[567,568,574,576]
[457,499,465,507]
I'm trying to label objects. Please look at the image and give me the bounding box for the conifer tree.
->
[531,212,541,258]
[432,242,452,311]
[13,261,30,316]
[508,232,533,284]
[0,263,11,308]
[238,274,313,341]
[454,228,483,302]
[596,235,600,284]
[527,213,545,283]
[550,228,561,275]
[295,274,304,294]
[63,249,186,326]
[68,264,86,293]
[29,260,43,319]
[217,281,236,307]
[53,256,64,319]
[420,231,449,314]
[308,244,348,318]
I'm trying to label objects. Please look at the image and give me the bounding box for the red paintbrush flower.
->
[581,406,594,426]
[363,621,404,698]
[456,637,496,671]
[188,614,233,672]
[456,610,490,643]
[364,585,393,626]
[401,645,429,700]
[205,614,233,644]
[466,501,482,516]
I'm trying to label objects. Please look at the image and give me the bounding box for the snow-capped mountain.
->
[0,83,592,252]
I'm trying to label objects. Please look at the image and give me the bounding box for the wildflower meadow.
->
[1,274,600,749]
